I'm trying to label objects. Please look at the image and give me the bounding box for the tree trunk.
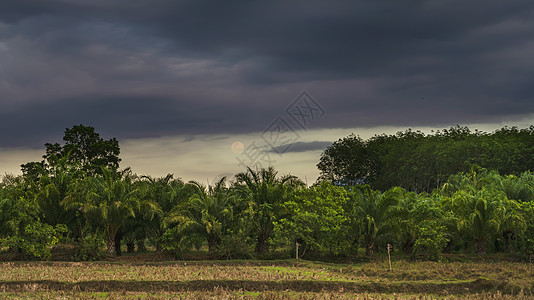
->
[155,229,163,252]
[107,225,118,256]
[207,235,221,255]
[404,240,414,254]
[76,217,83,242]
[255,235,270,254]
[475,238,486,254]
[126,241,135,254]
[136,240,147,253]
[365,241,375,256]
[107,237,115,256]
[114,231,123,256]
[503,231,515,253]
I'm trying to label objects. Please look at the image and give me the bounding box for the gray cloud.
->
[266,141,332,154]
[0,95,282,147]
[1,0,533,148]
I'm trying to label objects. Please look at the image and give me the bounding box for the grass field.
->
[1,259,534,299]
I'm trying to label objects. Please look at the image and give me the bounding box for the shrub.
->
[159,227,191,259]
[217,229,254,259]
[412,220,449,261]
[73,230,105,261]
[1,221,67,260]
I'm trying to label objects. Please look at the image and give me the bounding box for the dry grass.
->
[0,290,532,299]
[352,260,534,286]
[0,259,533,299]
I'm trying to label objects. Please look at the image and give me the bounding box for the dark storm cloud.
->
[0,95,277,147]
[1,0,533,148]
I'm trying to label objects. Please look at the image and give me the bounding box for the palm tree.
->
[440,170,526,253]
[481,171,528,251]
[441,185,523,253]
[35,157,85,239]
[234,167,304,254]
[349,185,401,256]
[501,172,534,203]
[135,174,189,252]
[182,178,232,254]
[395,191,443,254]
[64,168,141,255]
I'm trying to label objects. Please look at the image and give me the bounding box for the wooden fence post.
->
[387,244,392,272]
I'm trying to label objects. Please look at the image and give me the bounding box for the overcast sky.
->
[1,0,533,183]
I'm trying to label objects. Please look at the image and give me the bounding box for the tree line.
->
[1,125,534,261]
[318,125,534,192]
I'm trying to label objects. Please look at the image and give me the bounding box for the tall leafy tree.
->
[317,134,372,184]
[22,124,120,177]
[274,182,349,256]
[318,125,534,192]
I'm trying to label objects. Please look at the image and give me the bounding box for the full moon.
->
[231,141,245,154]
[232,141,245,154]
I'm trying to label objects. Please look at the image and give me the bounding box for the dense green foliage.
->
[21,124,120,179]
[1,125,534,261]
[318,125,534,192]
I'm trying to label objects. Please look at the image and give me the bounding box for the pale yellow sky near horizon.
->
[1,115,533,185]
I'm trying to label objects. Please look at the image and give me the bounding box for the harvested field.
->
[1,259,533,299]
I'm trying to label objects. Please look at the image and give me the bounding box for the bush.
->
[159,227,191,259]
[217,230,254,259]
[0,221,67,260]
[73,230,105,261]
[412,220,449,261]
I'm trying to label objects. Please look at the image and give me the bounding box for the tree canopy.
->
[22,124,120,178]
[317,125,534,192]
